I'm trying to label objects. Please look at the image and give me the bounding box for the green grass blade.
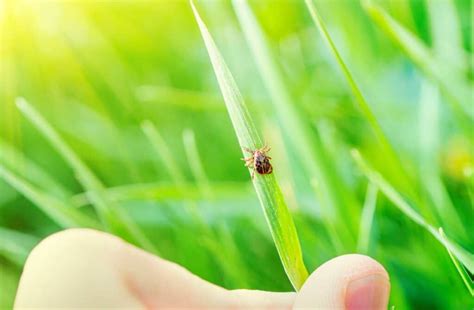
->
[427,0,466,71]
[0,139,71,199]
[351,149,474,274]
[143,122,252,286]
[232,0,358,234]
[0,164,99,229]
[16,98,109,221]
[191,0,308,290]
[141,120,207,226]
[136,85,224,111]
[363,2,473,122]
[70,182,249,207]
[182,129,213,199]
[309,179,344,253]
[201,225,250,288]
[16,98,158,254]
[141,120,186,185]
[141,119,251,284]
[0,228,39,265]
[357,182,378,254]
[439,228,474,297]
[418,81,466,240]
[304,0,419,197]
[305,0,383,138]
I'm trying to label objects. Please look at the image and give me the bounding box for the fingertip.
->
[294,254,390,309]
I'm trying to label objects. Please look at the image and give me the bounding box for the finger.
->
[15,229,143,308]
[294,254,390,309]
[15,228,295,309]
[116,231,295,308]
[225,289,295,309]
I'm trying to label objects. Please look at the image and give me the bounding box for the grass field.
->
[0,0,473,308]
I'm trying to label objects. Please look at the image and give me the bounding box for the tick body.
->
[241,145,273,178]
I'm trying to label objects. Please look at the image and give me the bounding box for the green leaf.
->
[141,120,186,185]
[304,0,417,200]
[439,228,474,297]
[351,149,474,274]
[15,98,109,221]
[357,182,378,254]
[0,228,39,265]
[70,182,249,207]
[135,85,225,111]
[427,0,466,71]
[15,98,158,254]
[142,120,254,287]
[418,81,467,240]
[190,0,308,290]
[141,120,209,225]
[0,139,71,200]
[0,261,21,309]
[232,0,357,243]
[0,164,99,229]
[363,2,473,122]
[182,129,213,199]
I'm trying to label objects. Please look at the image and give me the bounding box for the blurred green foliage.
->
[0,0,473,308]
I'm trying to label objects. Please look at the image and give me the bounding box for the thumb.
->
[294,254,390,309]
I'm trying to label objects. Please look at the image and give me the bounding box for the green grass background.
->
[0,0,473,308]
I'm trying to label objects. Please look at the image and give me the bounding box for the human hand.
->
[14,229,390,309]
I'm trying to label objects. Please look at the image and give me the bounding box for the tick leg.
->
[241,157,253,166]
[242,146,253,153]
[258,144,270,153]
[261,145,271,152]
[251,169,255,179]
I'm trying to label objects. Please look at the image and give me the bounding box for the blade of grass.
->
[70,182,249,207]
[305,0,417,200]
[439,228,474,296]
[16,98,158,254]
[141,121,206,225]
[363,2,473,123]
[304,0,389,146]
[418,81,467,240]
[191,0,308,290]
[30,23,142,182]
[0,139,72,200]
[427,0,466,72]
[201,224,250,288]
[0,266,20,310]
[0,164,99,229]
[351,149,474,274]
[50,100,142,181]
[309,179,344,254]
[232,0,358,242]
[135,85,224,111]
[182,129,213,199]
[142,120,251,286]
[16,98,109,221]
[466,170,474,217]
[141,120,187,185]
[357,182,378,254]
[439,227,474,297]
[0,228,39,266]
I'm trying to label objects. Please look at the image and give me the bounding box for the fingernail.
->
[345,274,390,310]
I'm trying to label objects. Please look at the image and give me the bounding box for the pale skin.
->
[14,229,390,309]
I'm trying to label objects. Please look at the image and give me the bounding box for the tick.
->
[241,145,273,178]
